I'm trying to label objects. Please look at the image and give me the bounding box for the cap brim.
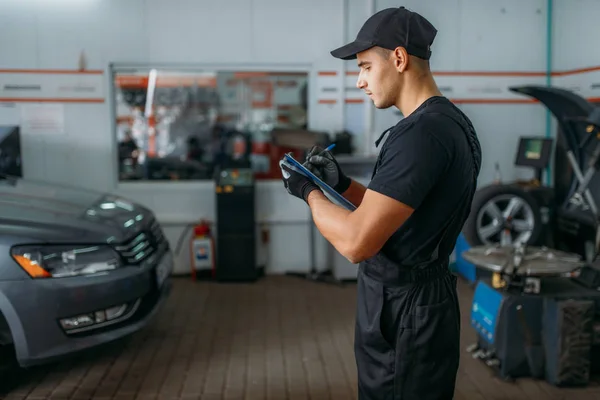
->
[330,40,374,60]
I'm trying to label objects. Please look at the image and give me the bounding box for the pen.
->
[323,143,336,153]
[313,144,335,159]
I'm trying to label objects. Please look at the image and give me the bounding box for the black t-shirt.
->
[368,96,480,268]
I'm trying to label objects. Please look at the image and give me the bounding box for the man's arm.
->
[342,179,367,207]
[307,188,414,263]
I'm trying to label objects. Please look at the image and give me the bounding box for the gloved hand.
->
[279,158,321,203]
[303,146,351,194]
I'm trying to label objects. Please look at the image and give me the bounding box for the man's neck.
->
[395,74,443,116]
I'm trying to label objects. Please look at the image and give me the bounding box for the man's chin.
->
[372,100,391,109]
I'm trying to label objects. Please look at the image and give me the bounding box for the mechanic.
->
[280,6,482,400]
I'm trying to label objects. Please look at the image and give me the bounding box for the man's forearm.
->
[342,179,367,207]
[306,189,360,263]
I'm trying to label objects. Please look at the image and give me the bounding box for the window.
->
[112,66,309,182]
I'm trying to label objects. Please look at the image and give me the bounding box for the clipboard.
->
[283,153,357,211]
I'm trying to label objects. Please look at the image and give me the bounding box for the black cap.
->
[331,7,437,61]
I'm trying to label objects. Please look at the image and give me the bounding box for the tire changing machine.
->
[463,243,600,387]
[455,136,555,285]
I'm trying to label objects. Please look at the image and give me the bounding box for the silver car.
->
[0,176,173,368]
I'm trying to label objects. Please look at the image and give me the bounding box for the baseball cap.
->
[331,7,437,61]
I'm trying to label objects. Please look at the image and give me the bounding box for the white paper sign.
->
[0,71,104,102]
[20,104,65,135]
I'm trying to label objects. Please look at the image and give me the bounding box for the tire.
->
[463,184,544,247]
[0,311,11,346]
[0,311,16,379]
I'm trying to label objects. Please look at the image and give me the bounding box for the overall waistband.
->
[360,261,451,286]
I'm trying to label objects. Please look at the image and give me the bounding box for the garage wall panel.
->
[145,0,253,64]
[98,0,150,66]
[64,103,114,191]
[35,0,147,70]
[346,0,370,45]
[457,0,547,72]
[252,0,344,67]
[552,0,600,71]
[0,1,39,69]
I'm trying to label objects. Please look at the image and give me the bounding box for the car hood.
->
[0,177,154,244]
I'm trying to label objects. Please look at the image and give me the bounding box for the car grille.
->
[114,218,167,265]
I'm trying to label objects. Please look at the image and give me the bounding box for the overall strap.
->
[375,126,395,148]
[412,105,482,268]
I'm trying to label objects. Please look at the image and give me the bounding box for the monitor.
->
[515,136,553,170]
[0,126,22,178]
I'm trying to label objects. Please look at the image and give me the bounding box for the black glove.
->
[279,159,321,202]
[303,146,351,193]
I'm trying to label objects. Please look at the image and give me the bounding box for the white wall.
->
[552,0,599,72]
[552,0,600,100]
[0,0,564,275]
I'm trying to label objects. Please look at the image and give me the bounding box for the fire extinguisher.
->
[189,219,216,281]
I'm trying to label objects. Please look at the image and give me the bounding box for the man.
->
[280,6,482,400]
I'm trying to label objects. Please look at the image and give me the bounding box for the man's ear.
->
[393,47,408,73]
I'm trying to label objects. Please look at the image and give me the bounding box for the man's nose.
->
[356,77,366,89]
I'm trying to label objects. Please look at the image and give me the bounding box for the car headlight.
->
[11,245,122,278]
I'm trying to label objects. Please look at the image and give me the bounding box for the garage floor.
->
[2,275,600,400]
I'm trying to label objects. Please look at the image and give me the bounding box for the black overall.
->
[354,104,481,400]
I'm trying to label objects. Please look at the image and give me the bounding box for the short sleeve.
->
[368,124,451,210]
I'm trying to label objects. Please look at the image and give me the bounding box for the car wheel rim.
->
[475,194,536,245]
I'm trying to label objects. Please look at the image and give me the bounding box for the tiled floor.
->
[1,275,600,399]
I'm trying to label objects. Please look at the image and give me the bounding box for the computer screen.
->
[524,139,543,159]
[514,137,553,170]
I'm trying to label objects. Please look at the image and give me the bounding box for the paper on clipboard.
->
[283,153,357,211]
